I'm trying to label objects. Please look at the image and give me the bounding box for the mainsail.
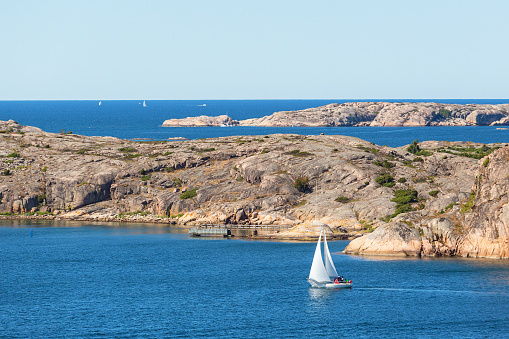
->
[308,230,331,283]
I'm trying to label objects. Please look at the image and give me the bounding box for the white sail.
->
[308,231,331,283]
[98,101,101,106]
[323,231,339,278]
[143,100,147,107]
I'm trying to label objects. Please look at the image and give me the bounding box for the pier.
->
[189,224,292,237]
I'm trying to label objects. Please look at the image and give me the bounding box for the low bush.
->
[294,177,311,192]
[375,174,395,187]
[180,187,199,199]
[429,190,439,197]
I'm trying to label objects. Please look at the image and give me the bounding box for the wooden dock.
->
[189,224,292,237]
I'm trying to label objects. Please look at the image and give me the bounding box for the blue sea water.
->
[1,222,509,338]
[1,99,509,147]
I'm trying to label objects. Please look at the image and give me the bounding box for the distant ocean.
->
[1,99,509,147]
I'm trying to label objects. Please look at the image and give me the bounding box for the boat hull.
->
[307,279,352,289]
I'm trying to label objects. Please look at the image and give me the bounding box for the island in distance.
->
[1,119,509,259]
[162,102,509,127]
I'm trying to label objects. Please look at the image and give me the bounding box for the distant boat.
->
[143,100,147,107]
[307,223,352,288]
[197,104,206,107]
[98,101,102,106]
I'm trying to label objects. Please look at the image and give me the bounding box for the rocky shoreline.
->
[162,102,509,127]
[1,119,509,258]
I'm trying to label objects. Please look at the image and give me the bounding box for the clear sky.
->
[1,0,508,100]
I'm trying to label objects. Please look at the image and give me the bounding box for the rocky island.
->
[162,102,509,127]
[1,119,509,259]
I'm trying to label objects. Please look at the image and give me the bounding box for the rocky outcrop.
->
[162,115,239,127]
[2,120,509,258]
[162,102,509,127]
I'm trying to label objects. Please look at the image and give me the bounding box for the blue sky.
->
[1,0,508,100]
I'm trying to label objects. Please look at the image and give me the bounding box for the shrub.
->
[407,140,421,154]
[141,175,151,181]
[391,189,418,205]
[374,160,395,169]
[397,177,407,183]
[41,166,48,172]
[3,169,11,175]
[286,150,313,157]
[173,178,183,187]
[180,187,198,199]
[37,194,46,204]
[482,158,489,167]
[413,157,423,162]
[335,196,350,203]
[375,174,395,187]
[7,152,20,158]
[294,177,311,192]
[163,151,173,156]
[439,108,452,119]
[44,145,50,148]
[140,169,147,175]
[429,190,439,197]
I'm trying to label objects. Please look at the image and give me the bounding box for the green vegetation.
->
[292,200,307,208]
[141,174,151,181]
[438,108,452,119]
[37,194,46,204]
[429,190,439,197]
[170,213,184,218]
[5,160,13,163]
[7,152,20,158]
[41,166,48,173]
[294,177,311,193]
[375,174,395,187]
[237,177,243,181]
[180,187,199,199]
[356,145,379,154]
[119,147,137,153]
[286,150,313,157]
[163,151,173,156]
[460,191,476,213]
[116,211,150,218]
[437,144,500,159]
[76,149,88,155]
[397,177,407,183]
[260,148,269,154]
[483,158,490,167]
[334,196,350,203]
[44,145,51,148]
[360,220,374,232]
[383,189,419,221]
[374,159,395,169]
[3,169,11,176]
[173,178,183,187]
[406,140,432,156]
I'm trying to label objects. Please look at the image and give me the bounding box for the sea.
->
[1,99,509,147]
[2,100,509,337]
[1,221,509,338]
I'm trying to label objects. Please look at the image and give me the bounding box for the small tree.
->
[407,140,421,155]
[294,177,311,193]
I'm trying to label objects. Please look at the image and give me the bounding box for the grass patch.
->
[460,192,476,213]
[286,150,313,157]
[374,160,395,169]
[180,187,199,199]
[334,196,350,203]
[437,144,500,160]
[429,190,439,197]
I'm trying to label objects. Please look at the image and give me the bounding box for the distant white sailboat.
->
[98,101,102,106]
[143,100,147,107]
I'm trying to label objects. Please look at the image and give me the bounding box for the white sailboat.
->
[307,224,352,288]
[143,100,147,107]
[98,101,102,106]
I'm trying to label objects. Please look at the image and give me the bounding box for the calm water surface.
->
[1,100,509,146]
[1,221,509,338]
